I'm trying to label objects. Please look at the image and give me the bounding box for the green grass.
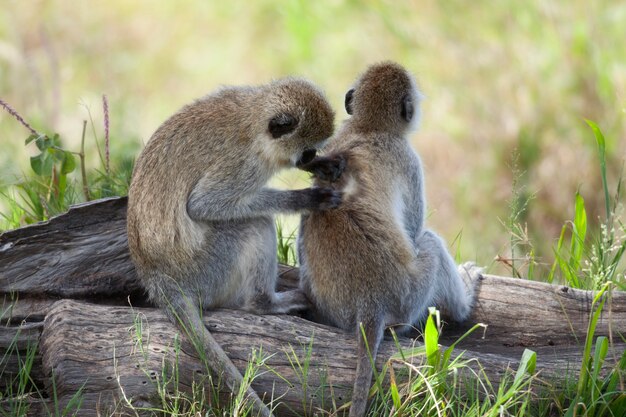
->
[0,328,85,417]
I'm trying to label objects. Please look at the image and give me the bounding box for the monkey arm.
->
[186,186,341,222]
[403,165,426,241]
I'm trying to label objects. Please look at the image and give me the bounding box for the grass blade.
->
[586,119,611,222]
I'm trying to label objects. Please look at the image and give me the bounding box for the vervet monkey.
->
[298,62,482,417]
[128,78,343,417]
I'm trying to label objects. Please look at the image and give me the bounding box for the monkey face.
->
[263,78,335,168]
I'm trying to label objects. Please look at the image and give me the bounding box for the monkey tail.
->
[349,311,385,417]
[166,293,273,417]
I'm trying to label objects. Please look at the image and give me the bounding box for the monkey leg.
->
[244,217,310,315]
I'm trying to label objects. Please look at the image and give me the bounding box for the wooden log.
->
[2,296,623,416]
[442,274,626,347]
[0,197,139,298]
[39,299,626,417]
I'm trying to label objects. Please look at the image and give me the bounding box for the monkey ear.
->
[269,113,298,138]
[401,94,414,123]
[344,89,354,115]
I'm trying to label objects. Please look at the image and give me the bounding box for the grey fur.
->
[297,62,483,417]
[127,78,340,417]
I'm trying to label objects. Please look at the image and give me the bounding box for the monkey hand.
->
[306,186,343,210]
[297,154,346,183]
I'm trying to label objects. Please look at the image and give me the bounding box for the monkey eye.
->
[269,113,298,138]
[344,88,354,115]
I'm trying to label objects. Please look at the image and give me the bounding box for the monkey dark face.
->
[269,113,298,138]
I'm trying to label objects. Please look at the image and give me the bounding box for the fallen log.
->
[1,197,625,415]
[37,299,626,416]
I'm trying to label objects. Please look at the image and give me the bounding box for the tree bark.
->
[1,197,625,416]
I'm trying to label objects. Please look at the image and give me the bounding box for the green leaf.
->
[57,172,67,207]
[25,133,44,146]
[577,283,609,398]
[35,135,51,151]
[574,193,587,242]
[569,192,587,274]
[591,336,608,402]
[586,119,605,152]
[514,349,536,384]
[30,153,54,176]
[548,225,567,284]
[586,119,611,221]
[61,151,76,174]
[602,348,626,394]
[423,312,439,369]
[51,133,62,147]
[49,147,63,163]
[388,366,402,411]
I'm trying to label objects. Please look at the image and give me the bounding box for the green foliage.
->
[366,309,536,417]
[503,148,537,279]
[17,132,78,222]
[0,100,131,230]
[564,283,626,417]
[0,329,38,417]
[0,324,85,417]
[586,120,612,223]
[548,122,625,291]
[549,192,588,287]
[276,220,298,266]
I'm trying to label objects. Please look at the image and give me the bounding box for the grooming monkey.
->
[298,62,482,417]
[127,78,343,417]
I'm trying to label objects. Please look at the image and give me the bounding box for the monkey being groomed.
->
[298,62,483,417]
[127,78,344,417]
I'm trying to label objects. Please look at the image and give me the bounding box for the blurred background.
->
[1,0,624,277]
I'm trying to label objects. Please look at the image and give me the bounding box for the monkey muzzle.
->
[296,149,317,167]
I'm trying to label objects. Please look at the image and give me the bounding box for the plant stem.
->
[102,94,110,176]
[0,98,39,136]
[79,120,90,201]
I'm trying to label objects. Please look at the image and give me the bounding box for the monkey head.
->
[262,78,335,168]
[344,61,422,135]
